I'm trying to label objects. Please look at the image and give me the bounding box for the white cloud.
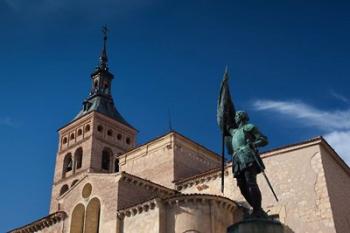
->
[253,99,350,165]
[253,100,350,131]
[325,131,350,165]
[330,90,349,104]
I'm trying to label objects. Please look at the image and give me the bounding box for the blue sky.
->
[1,0,350,231]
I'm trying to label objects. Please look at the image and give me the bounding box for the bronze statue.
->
[227,110,268,217]
[217,68,277,218]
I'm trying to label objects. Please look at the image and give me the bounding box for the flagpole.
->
[221,119,225,194]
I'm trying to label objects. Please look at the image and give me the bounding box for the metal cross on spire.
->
[102,25,109,43]
[99,25,109,70]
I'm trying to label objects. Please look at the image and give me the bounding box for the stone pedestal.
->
[227,218,284,233]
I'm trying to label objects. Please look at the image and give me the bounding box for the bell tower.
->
[50,27,137,213]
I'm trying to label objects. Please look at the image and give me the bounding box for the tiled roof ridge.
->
[122,130,221,160]
[121,171,178,194]
[261,136,322,156]
[8,211,67,233]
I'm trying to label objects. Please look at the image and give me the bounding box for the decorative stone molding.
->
[8,211,67,233]
[60,134,92,153]
[117,198,160,219]
[120,172,178,197]
[117,193,239,219]
[165,193,238,212]
[175,168,230,191]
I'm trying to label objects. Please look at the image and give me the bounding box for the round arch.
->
[70,203,85,233]
[85,197,101,233]
[74,147,83,170]
[63,153,73,178]
[60,184,69,196]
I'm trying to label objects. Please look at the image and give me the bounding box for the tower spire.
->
[99,25,109,70]
[74,26,134,129]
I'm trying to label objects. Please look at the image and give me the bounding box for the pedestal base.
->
[227,218,284,233]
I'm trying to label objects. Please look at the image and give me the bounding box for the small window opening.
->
[85,124,90,132]
[63,153,73,178]
[77,129,82,136]
[60,184,69,196]
[75,147,83,169]
[126,137,131,145]
[114,159,119,173]
[67,159,72,171]
[71,180,79,187]
[97,125,103,132]
[117,134,122,140]
[63,137,68,144]
[70,133,75,140]
[107,129,113,136]
[102,149,111,171]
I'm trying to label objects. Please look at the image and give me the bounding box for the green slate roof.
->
[74,94,135,129]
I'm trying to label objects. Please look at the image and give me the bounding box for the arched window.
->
[97,125,103,132]
[63,153,73,178]
[75,147,83,170]
[71,179,79,187]
[77,129,82,136]
[60,184,69,196]
[85,198,101,233]
[63,137,68,144]
[70,133,75,140]
[101,148,112,171]
[114,159,119,173]
[126,137,131,145]
[70,204,85,233]
[85,124,90,132]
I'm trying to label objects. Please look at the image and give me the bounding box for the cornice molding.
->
[8,211,67,233]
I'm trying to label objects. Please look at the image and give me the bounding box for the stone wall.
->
[173,133,221,182]
[176,140,342,233]
[50,113,94,213]
[119,199,161,233]
[165,196,237,233]
[117,195,239,233]
[119,134,175,188]
[90,112,137,173]
[321,144,350,233]
[51,112,137,213]
[57,173,119,233]
[120,132,221,189]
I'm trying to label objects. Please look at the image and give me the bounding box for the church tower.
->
[50,27,137,213]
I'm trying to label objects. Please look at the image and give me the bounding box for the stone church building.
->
[9,38,350,233]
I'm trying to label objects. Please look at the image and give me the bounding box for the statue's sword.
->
[251,149,279,202]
